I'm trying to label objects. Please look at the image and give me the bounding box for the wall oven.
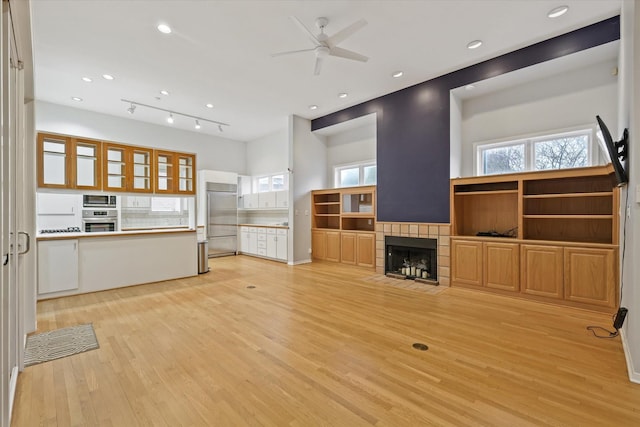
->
[83,194,117,208]
[82,210,118,233]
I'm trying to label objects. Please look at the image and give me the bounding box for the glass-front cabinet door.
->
[103,143,127,191]
[177,153,195,194]
[155,151,175,193]
[38,133,71,188]
[74,138,102,190]
[131,147,153,192]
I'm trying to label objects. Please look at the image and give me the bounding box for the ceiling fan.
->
[272,16,368,75]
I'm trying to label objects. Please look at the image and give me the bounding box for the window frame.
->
[334,160,377,188]
[252,172,289,193]
[474,126,598,176]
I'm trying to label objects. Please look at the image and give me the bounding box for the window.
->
[253,173,288,193]
[334,161,377,188]
[477,129,594,176]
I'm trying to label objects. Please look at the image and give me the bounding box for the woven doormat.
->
[24,323,99,367]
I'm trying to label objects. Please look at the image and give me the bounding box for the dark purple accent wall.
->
[312,16,620,223]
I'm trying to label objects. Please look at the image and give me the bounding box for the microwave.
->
[83,194,117,208]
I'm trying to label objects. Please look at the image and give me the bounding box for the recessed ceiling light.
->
[465,84,475,90]
[71,97,83,102]
[102,74,114,80]
[206,103,214,109]
[467,40,483,50]
[157,24,172,34]
[338,93,348,98]
[160,90,169,96]
[309,105,318,110]
[392,71,404,78]
[82,77,92,83]
[548,5,569,18]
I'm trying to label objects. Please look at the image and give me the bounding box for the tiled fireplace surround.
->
[375,222,450,286]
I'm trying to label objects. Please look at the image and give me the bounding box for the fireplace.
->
[385,236,437,281]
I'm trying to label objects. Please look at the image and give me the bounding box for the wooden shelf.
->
[314,202,341,205]
[314,214,340,217]
[455,190,518,196]
[523,192,612,199]
[524,214,612,219]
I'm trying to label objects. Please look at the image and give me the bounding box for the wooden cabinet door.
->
[357,232,376,268]
[176,153,196,194]
[73,138,102,190]
[451,239,483,287]
[38,133,72,188]
[341,232,357,264]
[155,150,176,193]
[130,147,153,192]
[484,242,519,291]
[326,231,341,262]
[520,244,563,299]
[312,230,327,260]
[103,143,128,192]
[564,247,616,308]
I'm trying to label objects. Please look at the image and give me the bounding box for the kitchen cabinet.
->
[155,151,196,195]
[248,227,258,254]
[38,239,79,294]
[258,192,276,208]
[38,133,102,190]
[239,226,287,262]
[275,190,289,208]
[122,196,151,209]
[103,143,153,193]
[240,227,250,253]
[243,194,258,209]
[266,229,288,261]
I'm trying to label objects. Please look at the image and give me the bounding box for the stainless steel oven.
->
[82,210,118,232]
[83,194,117,208]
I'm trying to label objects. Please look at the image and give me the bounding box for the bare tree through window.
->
[534,136,588,170]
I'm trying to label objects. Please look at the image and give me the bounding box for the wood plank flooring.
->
[11,255,640,426]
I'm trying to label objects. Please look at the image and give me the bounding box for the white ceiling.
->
[30,0,621,142]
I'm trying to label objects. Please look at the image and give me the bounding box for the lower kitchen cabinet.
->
[38,239,79,294]
[521,244,563,299]
[239,226,288,262]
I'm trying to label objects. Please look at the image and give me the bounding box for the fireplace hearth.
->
[385,236,437,281]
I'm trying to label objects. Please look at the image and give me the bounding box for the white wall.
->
[460,60,619,176]
[621,0,640,383]
[290,115,327,264]
[449,92,462,178]
[35,101,246,173]
[245,127,288,176]
[326,124,376,186]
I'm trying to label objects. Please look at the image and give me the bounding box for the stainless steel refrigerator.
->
[206,182,238,257]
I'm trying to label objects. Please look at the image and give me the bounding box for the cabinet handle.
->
[18,232,30,255]
[2,254,8,266]
[74,242,77,251]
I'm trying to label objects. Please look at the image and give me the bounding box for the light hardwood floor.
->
[12,256,640,426]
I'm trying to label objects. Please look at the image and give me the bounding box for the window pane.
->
[482,145,524,175]
[534,135,588,171]
[257,177,269,192]
[363,165,377,185]
[339,167,359,187]
[272,174,285,191]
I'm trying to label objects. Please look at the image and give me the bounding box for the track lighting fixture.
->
[121,99,229,130]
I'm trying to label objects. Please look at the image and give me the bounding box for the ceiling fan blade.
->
[329,46,368,62]
[314,56,323,76]
[271,48,316,58]
[327,19,367,47]
[289,16,321,46]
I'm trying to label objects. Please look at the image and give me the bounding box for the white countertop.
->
[36,228,196,241]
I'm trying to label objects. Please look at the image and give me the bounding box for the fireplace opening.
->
[385,236,437,281]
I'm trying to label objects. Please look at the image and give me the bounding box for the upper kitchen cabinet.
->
[103,143,154,193]
[38,133,102,190]
[155,151,196,195]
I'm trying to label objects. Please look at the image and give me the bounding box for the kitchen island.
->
[37,229,198,299]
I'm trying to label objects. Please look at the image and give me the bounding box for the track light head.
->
[167,113,174,124]
[195,120,201,130]
[218,124,223,132]
[127,103,136,114]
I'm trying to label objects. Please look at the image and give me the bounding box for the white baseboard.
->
[290,259,311,265]
[9,366,18,419]
[620,328,640,383]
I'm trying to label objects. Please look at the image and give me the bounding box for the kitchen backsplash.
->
[120,210,190,229]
